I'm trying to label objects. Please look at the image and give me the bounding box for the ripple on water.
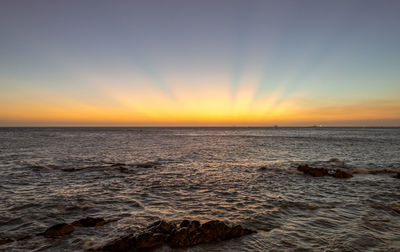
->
[1,127,400,251]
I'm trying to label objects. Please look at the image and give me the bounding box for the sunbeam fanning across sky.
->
[0,0,399,126]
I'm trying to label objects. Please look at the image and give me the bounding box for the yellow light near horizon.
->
[1,74,400,126]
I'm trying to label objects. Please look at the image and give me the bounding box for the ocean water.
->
[0,127,399,251]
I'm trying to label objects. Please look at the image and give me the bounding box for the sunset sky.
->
[1,0,399,126]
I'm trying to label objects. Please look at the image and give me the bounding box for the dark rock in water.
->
[168,220,255,248]
[110,163,126,167]
[101,232,168,251]
[297,164,352,178]
[118,167,129,173]
[40,217,112,239]
[297,165,328,177]
[99,219,255,251]
[392,204,400,215]
[332,169,353,178]
[62,168,81,172]
[100,234,136,252]
[200,220,231,242]
[230,224,254,238]
[258,166,267,171]
[191,220,201,228]
[147,220,176,233]
[136,163,156,168]
[168,226,191,247]
[393,173,400,179]
[180,219,190,228]
[135,232,168,248]
[43,223,74,238]
[17,235,33,241]
[0,237,14,246]
[72,217,107,227]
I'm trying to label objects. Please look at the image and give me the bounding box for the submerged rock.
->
[393,173,400,179]
[17,235,33,241]
[99,219,255,251]
[258,166,267,171]
[100,234,137,251]
[297,164,328,177]
[0,237,13,246]
[392,205,400,215]
[147,220,176,233]
[40,217,113,239]
[72,217,107,227]
[332,169,353,178]
[101,232,168,251]
[297,164,352,178]
[135,162,158,168]
[62,168,81,172]
[135,232,168,248]
[110,163,126,167]
[352,167,370,174]
[43,223,74,238]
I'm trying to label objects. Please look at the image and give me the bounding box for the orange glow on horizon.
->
[1,84,399,126]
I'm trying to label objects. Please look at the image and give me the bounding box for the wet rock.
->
[72,217,107,227]
[332,169,353,178]
[110,163,126,167]
[369,168,396,174]
[43,223,74,238]
[100,234,136,251]
[258,166,267,171]
[201,220,230,242]
[62,168,81,172]
[230,224,254,238]
[118,167,129,173]
[392,204,400,214]
[101,232,168,251]
[135,162,157,168]
[100,219,255,251]
[190,220,201,228]
[147,220,176,233]
[135,232,168,248]
[168,220,204,247]
[0,237,13,246]
[393,173,400,179]
[297,165,328,177]
[352,168,369,174]
[297,165,352,178]
[17,235,33,241]
[180,220,190,228]
[168,226,191,247]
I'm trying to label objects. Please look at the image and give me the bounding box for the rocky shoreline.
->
[98,219,255,251]
[1,217,255,251]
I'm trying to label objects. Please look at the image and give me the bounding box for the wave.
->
[28,161,164,173]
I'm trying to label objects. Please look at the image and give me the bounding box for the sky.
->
[0,0,399,126]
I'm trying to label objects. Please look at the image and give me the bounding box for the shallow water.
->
[0,127,399,251]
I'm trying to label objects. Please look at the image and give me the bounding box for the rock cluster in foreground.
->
[98,219,255,251]
[297,164,353,178]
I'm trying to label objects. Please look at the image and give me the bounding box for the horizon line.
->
[1,125,399,128]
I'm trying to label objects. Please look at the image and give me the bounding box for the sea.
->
[0,127,399,251]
